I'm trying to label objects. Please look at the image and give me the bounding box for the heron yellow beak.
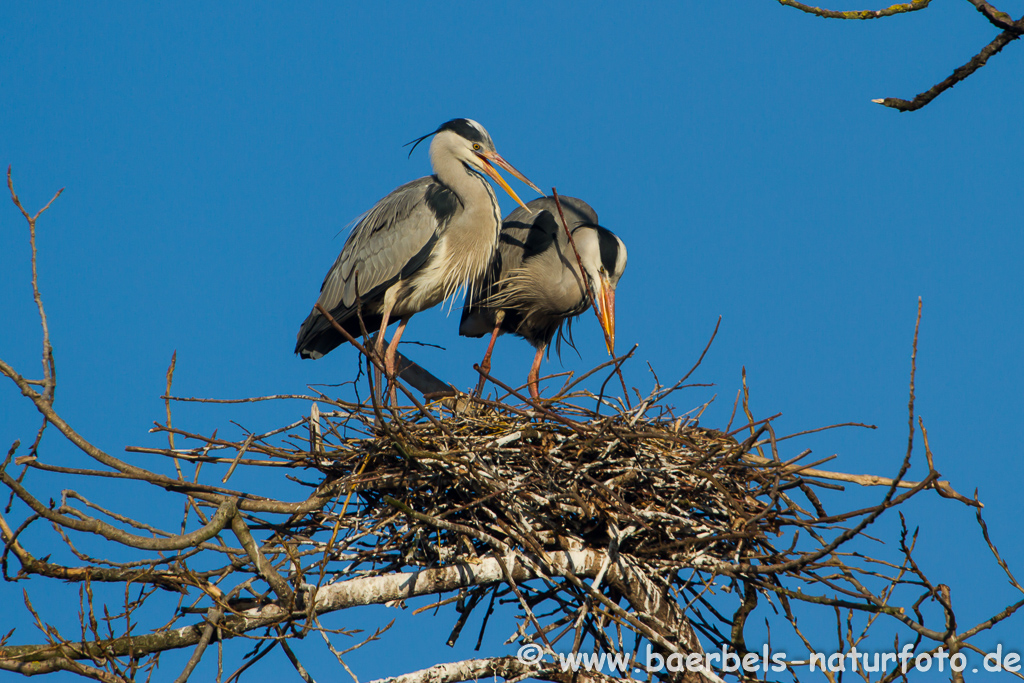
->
[476,151,543,213]
[596,273,616,356]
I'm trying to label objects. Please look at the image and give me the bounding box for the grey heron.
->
[295,119,542,396]
[459,196,627,401]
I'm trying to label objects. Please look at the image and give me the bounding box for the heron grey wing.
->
[547,195,598,228]
[315,176,441,313]
[495,206,559,271]
[504,196,598,234]
[495,197,599,275]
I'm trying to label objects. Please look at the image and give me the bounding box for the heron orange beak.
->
[596,273,616,356]
[476,150,543,213]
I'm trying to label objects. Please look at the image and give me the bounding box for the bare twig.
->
[778,0,932,19]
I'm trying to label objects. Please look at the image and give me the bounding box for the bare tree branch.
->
[779,1,1024,111]
[873,24,1022,111]
[778,0,932,20]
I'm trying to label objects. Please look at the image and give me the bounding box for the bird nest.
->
[238,349,971,668]
[249,370,860,663]
[3,347,981,682]
[307,398,775,578]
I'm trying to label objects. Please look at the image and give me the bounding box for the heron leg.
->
[384,316,410,407]
[527,344,545,403]
[371,309,392,406]
[474,311,505,397]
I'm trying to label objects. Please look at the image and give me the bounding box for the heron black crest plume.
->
[403,129,437,158]
[404,118,489,158]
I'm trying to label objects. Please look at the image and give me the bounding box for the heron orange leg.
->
[527,344,545,402]
[371,309,392,406]
[474,311,505,396]
[384,316,409,406]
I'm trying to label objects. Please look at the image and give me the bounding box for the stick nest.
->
[302,396,782,581]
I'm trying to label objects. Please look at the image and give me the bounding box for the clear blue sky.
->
[2,2,1023,680]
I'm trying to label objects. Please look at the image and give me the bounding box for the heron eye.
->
[472,143,482,151]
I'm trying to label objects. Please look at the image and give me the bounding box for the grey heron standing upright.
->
[460,196,627,401]
[295,119,542,399]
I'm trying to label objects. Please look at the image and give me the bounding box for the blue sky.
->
[2,2,1023,680]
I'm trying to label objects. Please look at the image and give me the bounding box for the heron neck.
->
[429,147,502,300]
[431,149,500,232]
[430,147,488,202]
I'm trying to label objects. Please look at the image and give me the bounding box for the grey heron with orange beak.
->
[460,196,626,401]
[295,119,542,396]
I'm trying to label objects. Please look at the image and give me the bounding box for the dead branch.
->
[779,1,1024,111]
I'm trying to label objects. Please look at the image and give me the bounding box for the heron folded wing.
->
[315,176,442,315]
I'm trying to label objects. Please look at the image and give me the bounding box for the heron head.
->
[406,119,542,212]
[573,225,628,356]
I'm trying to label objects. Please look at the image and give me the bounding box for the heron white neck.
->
[428,140,494,208]
[428,135,502,301]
